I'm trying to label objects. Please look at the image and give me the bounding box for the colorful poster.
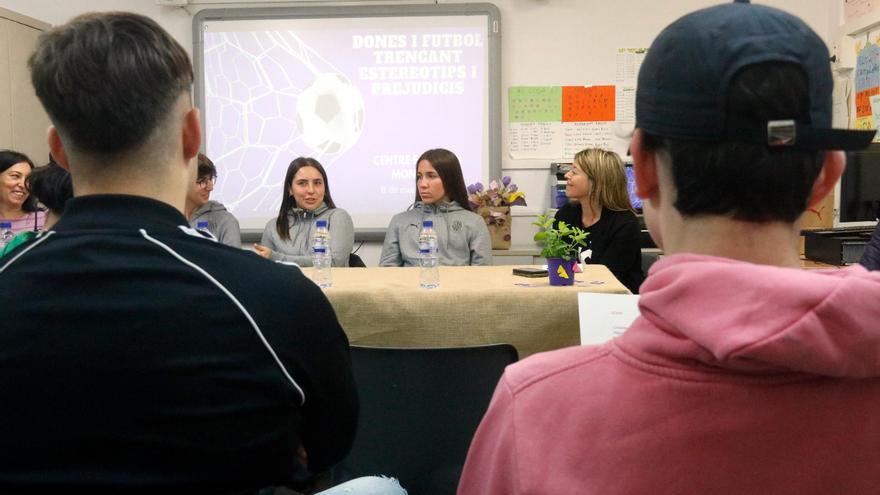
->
[562,86,616,122]
[855,42,880,119]
[508,86,562,123]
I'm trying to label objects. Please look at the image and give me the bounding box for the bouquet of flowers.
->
[466,176,527,210]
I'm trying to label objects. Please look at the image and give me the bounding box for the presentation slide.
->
[200,15,490,230]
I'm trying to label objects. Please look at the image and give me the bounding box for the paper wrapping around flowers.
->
[477,206,511,250]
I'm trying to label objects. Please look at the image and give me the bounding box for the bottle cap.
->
[196,221,209,229]
[316,219,328,228]
[0,221,11,229]
[422,220,433,228]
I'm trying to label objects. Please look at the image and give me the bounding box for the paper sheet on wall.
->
[615,86,636,124]
[854,42,880,117]
[845,0,879,23]
[562,85,615,122]
[562,122,631,160]
[578,292,640,346]
[832,76,850,130]
[508,122,564,159]
[615,48,647,84]
[508,86,562,123]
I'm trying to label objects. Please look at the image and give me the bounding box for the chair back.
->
[337,344,518,495]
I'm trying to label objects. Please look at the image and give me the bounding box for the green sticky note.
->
[508,86,562,123]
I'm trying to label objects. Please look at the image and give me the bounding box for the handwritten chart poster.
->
[855,42,880,142]
[508,87,563,158]
[615,48,647,85]
[508,86,562,123]
[562,85,615,122]
[508,85,623,159]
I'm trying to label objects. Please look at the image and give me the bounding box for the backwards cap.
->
[636,0,875,150]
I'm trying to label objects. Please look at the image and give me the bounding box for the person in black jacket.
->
[862,224,880,270]
[0,12,360,494]
[555,148,644,293]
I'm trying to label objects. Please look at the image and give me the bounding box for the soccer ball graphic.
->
[296,73,365,155]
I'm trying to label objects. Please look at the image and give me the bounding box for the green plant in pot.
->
[533,214,589,286]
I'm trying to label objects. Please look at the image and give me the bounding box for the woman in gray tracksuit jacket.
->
[380,148,492,267]
[255,157,354,267]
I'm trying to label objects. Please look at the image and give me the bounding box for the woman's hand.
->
[253,243,272,259]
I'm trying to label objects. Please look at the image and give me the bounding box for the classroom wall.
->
[0,0,840,265]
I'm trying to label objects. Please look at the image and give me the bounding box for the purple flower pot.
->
[547,258,575,286]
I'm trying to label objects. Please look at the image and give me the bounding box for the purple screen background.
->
[201,16,489,229]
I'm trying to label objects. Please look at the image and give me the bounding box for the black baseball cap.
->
[636,0,875,150]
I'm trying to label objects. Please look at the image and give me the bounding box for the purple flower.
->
[467,183,477,194]
[475,182,484,192]
[502,176,512,186]
[508,184,518,193]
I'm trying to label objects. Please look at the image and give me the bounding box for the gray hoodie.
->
[188,200,241,248]
[379,201,492,267]
[260,203,354,267]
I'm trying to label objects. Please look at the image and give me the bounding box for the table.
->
[302,265,629,358]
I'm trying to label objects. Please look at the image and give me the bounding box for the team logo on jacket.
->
[451,220,463,232]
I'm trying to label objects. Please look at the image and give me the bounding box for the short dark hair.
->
[28,12,194,155]
[26,162,73,214]
[414,148,472,212]
[641,62,824,223]
[275,157,337,241]
[197,153,217,180]
[0,149,38,212]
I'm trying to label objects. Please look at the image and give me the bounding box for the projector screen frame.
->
[192,3,502,242]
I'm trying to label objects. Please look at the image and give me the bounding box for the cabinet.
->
[0,7,50,162]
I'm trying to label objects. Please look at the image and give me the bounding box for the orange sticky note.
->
[856,87,880,118]
[562,85,616,122]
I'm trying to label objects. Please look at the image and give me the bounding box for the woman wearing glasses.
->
[184,153,242,247]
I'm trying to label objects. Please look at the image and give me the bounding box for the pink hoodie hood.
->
[620,253,880,378]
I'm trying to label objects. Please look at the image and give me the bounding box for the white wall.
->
[0,0,838,265]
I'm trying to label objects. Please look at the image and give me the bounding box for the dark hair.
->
[28,12,194,155]
[275,157,336,241]
[641,62,823,223]
[26,163,73,214]
[197,153,216,180]
[0,149,38,212]
[414,148,472,212]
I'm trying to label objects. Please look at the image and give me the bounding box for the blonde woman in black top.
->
[554,148,644,293]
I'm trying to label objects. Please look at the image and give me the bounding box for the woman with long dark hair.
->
[380,148,491,266]
[0,150,45,234]
[254,157,354,266]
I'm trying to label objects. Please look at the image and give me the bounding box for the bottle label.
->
[313,247,327,254]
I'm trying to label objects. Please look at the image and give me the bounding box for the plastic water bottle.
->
[311,219,332,288]
[0,221,13,249]
[418,220,439,289]
[196,220,210,234]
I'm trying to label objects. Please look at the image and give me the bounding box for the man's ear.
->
[182,106,201,162]
[630,128,659,200]
[806,150,845,208]
[48,126,71,171]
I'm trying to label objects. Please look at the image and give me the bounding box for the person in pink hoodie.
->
[458,2,880,494]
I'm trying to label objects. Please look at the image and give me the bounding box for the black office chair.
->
[335,344,518,495]
[348,252,367,267]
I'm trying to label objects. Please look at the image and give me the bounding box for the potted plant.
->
[467,176,527,250]
[532,214,589,286]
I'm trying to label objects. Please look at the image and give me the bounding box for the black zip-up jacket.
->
[0,194,357,493]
